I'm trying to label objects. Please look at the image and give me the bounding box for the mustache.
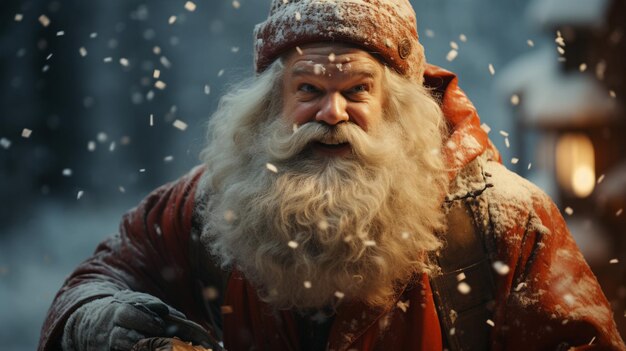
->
[265,121,397,164]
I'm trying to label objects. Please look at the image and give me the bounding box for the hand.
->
[61,290,186,351]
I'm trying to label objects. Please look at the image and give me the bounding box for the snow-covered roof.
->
[496,47,618,129]
[526,0,611,29]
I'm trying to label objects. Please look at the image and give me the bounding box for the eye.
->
[347,84,368,94]
[298,83,319,94]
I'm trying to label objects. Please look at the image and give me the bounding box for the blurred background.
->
[0,0,624,349]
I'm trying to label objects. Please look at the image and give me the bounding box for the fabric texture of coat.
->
[39,65,626,351]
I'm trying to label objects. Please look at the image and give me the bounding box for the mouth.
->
[312,141,352,156]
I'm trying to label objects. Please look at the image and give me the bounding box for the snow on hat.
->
[253,0,426,83]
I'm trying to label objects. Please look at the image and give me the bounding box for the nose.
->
[316,92,349,125]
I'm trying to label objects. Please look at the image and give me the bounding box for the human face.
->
[281,43,385,157]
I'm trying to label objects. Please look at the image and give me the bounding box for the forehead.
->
[283,43,384,78]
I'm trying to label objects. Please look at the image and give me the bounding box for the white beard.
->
[199,64,448,310]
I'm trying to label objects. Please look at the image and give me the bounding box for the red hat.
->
[254,0,426,83]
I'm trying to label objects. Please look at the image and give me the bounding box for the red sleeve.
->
[485,162,625,350]
[38,166,208,351]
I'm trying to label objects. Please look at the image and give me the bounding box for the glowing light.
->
[556,133,595,198]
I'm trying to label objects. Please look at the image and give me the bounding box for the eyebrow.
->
[290,65,378,79]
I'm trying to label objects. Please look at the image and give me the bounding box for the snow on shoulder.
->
[481,158,551,239]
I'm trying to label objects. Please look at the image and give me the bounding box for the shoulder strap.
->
[429,201,496,351]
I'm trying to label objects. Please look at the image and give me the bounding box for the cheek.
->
[348,103,382,132]
[283,102,317,125]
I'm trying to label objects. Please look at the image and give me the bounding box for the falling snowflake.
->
[203,287,219,301]
[480,123,491,134]
[38,15,50,27]
[396,300,410,313]
[317,219,329,230]
[363,240,376,247]
[555,31,565,47]
[184,1,197,12]
[457,282,471,294]
[446,50,458,62]
[173,119,187,131]
[492,261,510,275]
[224,210,236,222]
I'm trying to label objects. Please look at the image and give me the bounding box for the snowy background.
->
[0,0,619,349]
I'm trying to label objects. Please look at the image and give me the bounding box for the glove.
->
[61,290,187,351]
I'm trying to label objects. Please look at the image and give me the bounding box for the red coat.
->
[39,65,625,351]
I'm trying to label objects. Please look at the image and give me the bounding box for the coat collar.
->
[423,64,501,182]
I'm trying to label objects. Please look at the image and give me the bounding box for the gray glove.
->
[61,290,187,351]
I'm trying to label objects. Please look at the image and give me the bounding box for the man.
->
[39,0,625,350]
